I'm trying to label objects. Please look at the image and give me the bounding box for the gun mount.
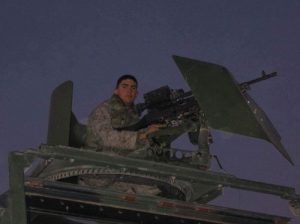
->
[0,55,299,224]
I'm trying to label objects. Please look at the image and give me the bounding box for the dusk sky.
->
[1,1,299,223]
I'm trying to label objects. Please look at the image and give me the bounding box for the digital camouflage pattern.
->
[85,95,148,154]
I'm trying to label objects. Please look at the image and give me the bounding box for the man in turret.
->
[85,74,161,154]
[83,75,162,194]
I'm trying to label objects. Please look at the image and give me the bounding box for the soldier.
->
[82,75,163,195]
[85,74,162,155]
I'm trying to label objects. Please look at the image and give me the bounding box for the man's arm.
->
[87,105,139,150]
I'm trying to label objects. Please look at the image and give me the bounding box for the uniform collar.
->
[111,94,134,107]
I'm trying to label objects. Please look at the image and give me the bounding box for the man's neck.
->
[112,94,134,107]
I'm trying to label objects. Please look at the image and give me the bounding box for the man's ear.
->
[113,89,119,95]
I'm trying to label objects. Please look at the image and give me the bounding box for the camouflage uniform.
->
[82,95,159,195]
[85,94,148,154]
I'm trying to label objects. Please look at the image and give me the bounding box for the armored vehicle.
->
[0,56,299,224]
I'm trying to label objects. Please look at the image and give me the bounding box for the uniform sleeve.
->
[88,105,139,150]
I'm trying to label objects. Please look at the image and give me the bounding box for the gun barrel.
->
[239,71,277,89]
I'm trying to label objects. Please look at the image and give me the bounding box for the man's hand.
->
[138,124,166,140]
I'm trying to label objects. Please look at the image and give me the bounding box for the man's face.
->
[114,79,138,105]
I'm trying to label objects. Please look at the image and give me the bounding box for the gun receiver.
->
[239,71,277,91]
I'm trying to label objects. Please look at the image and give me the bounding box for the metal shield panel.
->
[173,55,267,139]
[173,55,293,164]
[47,81,73,146]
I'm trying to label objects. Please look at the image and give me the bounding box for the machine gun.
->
[118,71,277,145]
[119,86,201,131]
[119,71,278,133]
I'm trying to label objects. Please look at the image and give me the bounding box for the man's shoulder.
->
[106,95,126,112]
[89,96,123,116]
[88,98,108,118]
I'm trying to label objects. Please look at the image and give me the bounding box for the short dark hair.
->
[116,74,138,88]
